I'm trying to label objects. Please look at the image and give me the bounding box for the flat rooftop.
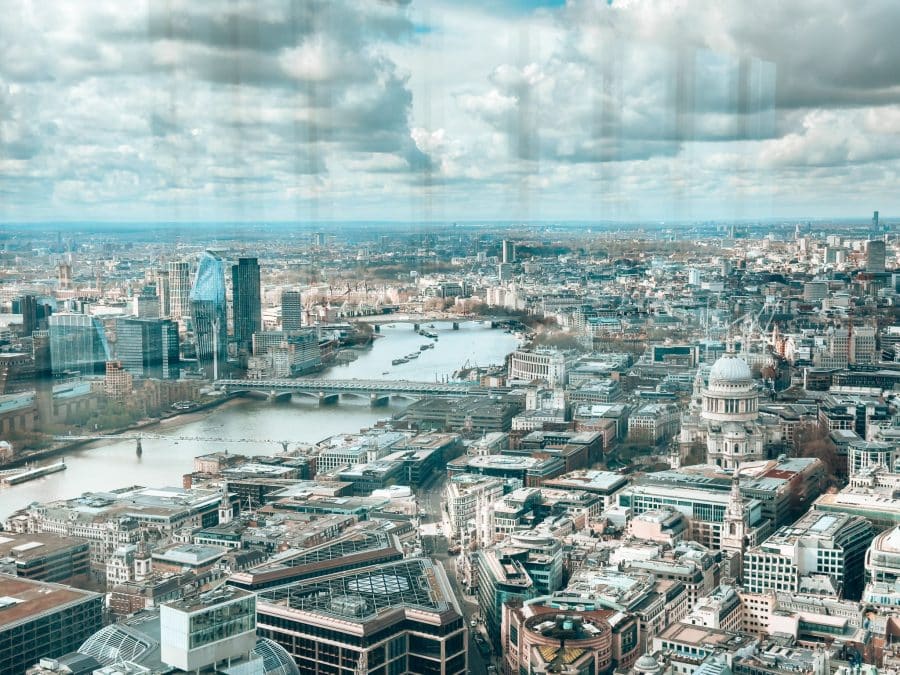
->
[0,532,87,561]
[257,558,457,623]
[0,574,100,628]
[164,585,254,614]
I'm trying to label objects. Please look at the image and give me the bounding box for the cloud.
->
[0,0,429,219]
[1,0,899,221]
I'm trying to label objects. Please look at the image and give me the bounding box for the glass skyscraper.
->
[232,257,261,349]
[48,313,111,376]
[116,317,181,380]
[190,251,227,377]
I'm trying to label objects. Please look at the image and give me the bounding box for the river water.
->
[0,321,518,519]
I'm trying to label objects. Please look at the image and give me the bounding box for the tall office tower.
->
[190,252,227,377]
[155,269,170,317]
[314,232,325,247]
[19,295,37,336]
[32,329,54,427]
[133,286,160,319]
[281,290,302,331]
[866,239,886,273]
[502,239,516,263]
[231,257,262,349]
[116,317,181,379]
[58,262,72,290]
[873,210,880,235]
[167,260,191,321]
[47,314,111,376]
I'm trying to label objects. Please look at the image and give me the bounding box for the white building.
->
[509,348,568,387]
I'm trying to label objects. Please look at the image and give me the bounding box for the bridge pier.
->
[413,323,420,331]
[452,322,460,330]
[318,392,339,406]
[369,393,390,408]
[268,391,292,403]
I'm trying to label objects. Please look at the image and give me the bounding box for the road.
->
[418,471,493,675]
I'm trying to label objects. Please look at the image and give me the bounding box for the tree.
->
[794,421,842,486]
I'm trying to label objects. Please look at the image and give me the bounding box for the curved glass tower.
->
[190,251,227,377]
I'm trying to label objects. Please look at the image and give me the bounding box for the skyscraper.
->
[156,269,170,317]
[18,295,37,336]
[116,317,180,379]
[167,261,191,321]
[281,290,302,331]
[502,239,516,264]
[48,313,111,376]
[866,239,886,273]
[231,257,261,349]
[190,252,227,377]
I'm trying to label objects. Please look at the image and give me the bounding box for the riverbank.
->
[4,393,245,469]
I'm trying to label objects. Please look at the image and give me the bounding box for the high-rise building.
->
[190,252,227,377]
[866,239,886,273]
[18,295,37,336]
[232,257,262,349]
[47,313,110,376]
[116,317,180,379]
[133,286,160,319]
[156,269,170,317]
[502,239,516,263]
[167,260,191,321]
[281,290,302,331]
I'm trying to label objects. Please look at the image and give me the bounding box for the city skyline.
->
[1,1,899,223]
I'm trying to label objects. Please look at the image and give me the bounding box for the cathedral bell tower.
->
[721,463,747,581]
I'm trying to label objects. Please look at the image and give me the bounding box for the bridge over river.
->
[215,378,511,405]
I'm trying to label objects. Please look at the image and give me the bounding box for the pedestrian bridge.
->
[215,378,510,405]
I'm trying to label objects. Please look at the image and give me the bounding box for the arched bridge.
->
[216,378,510,405]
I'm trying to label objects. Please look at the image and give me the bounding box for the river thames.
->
[0,321,519,519]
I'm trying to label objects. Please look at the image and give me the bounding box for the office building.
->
[67,601,298,674]
[116,317,180,379]
[232,256,262,349]
[156,268,171,316]
[474,547,537,644]
[0,574,103,674]
[743,511,874,599]
[618,482,768,552]
[160,586,257,671]
[190,251,228,377]
[281,289,302,330]
[256,558,467,674]
[19,294,38,336]
[0,532,91,584]
[502,239,516,263]
[446,474,505,546]
[503,603,613,675]
[509,348,568,386]
[47,313,110,376]
[167,260,191,321]
[866,239,886,273]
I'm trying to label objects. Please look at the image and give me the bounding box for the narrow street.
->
[419,472,493,675]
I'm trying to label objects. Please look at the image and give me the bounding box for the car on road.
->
[472,632,491,657]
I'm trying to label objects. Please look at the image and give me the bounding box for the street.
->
[419,471,493,675]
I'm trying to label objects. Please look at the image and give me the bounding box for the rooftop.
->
[257,558,457,623]
[0,574,101,629]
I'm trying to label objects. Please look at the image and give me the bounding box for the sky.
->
[1,0,899,223]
